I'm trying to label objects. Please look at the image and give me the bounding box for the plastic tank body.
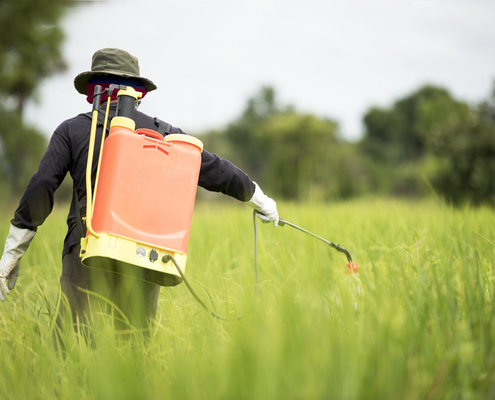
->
[92,127,201,254]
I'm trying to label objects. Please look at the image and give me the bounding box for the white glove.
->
[0,224,36,302]
[246,182,279,227]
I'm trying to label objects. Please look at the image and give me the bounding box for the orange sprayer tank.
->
[80,112,203,286]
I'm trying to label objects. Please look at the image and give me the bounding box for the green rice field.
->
[0,198,494,399]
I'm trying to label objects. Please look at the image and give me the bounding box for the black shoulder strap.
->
[154,117,172,136]
[83,111,112,132]
[73,188,87,240]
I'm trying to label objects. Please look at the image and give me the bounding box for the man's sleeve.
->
[198,150,256,202]
[11,125,71,231]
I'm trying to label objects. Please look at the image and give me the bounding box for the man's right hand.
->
[246,182,279,227]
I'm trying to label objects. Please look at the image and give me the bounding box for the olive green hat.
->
[73,48,157,95]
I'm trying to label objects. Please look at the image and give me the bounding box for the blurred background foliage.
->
[1,0,494,207]
[201,83,495,206]
[0,0,74,196]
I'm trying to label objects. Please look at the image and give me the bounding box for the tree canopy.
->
[0,0,74,195]
[360,84,495,205]
[220,87,342,201]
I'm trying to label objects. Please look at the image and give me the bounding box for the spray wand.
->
[278,217,359,274]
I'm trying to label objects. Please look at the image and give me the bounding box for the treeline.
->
[198,85,495,206]
[2,81,494,207]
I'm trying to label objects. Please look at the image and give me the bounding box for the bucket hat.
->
[74,48,157,95]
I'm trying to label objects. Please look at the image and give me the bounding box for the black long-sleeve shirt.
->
[12,105,255,256]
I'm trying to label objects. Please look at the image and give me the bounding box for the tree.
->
[361,106,403,165]
[0,0,74,194]
[257,112,339,200]
[222,86,342,200]
[360,83,495,205]
[224,86,284,178]
[420,84,495,205]
[361,86,459,166]
[0,111,47,194]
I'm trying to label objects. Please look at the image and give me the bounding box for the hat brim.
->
[74,70,157,95]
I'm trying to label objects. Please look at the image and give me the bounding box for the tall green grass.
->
[0,198,494,399]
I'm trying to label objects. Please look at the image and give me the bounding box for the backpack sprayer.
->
[80,84,203,286]
[79,84,358,320]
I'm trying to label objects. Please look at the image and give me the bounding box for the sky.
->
[25,0,495,141]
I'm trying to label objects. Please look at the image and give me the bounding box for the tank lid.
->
[164,134,203,152]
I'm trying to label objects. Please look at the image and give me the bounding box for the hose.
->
[169,211,356,320]
[164,210,260,321]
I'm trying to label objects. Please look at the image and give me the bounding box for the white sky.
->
[25,0,495,141]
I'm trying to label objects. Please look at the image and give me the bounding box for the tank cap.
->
[110,116,136,132]
[117,86,143,100]
[164,134,203,152]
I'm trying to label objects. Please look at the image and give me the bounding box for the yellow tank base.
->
[80,233,187,287]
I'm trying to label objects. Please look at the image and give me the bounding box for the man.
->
[0,48,278,333]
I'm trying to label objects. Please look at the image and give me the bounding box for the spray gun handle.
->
[93,84,127,111]
[108,84,126,99]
